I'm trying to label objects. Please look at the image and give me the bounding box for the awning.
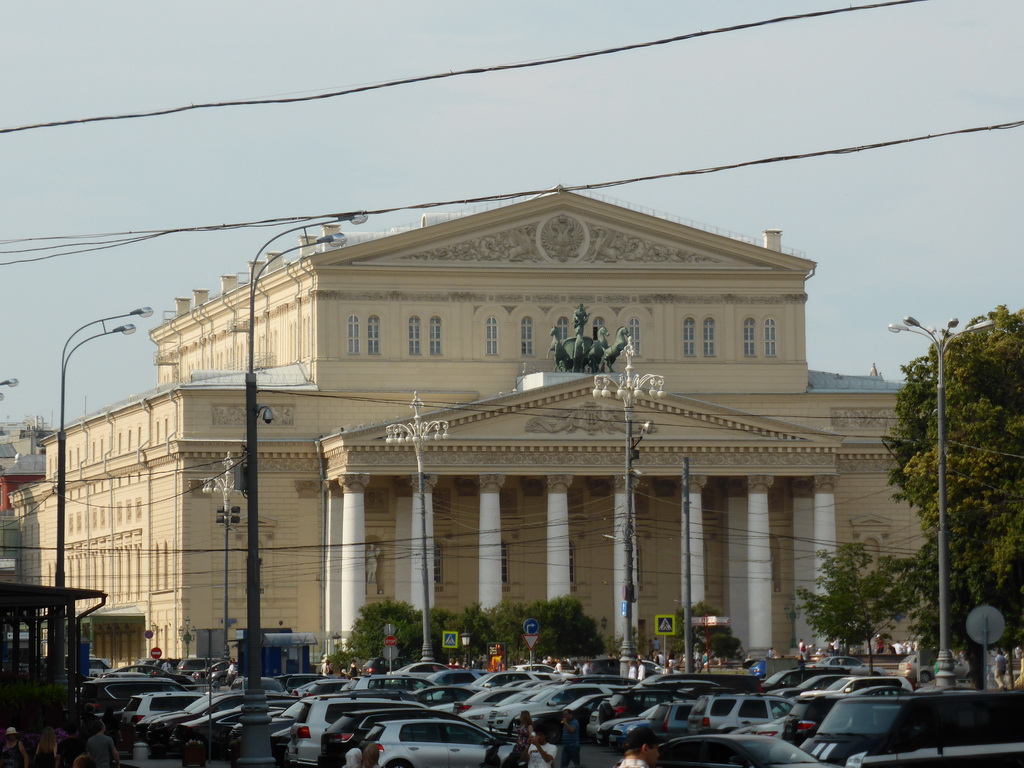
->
[262,632,318,647]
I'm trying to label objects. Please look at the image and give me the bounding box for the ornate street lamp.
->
[56,307,150,715]
[889,315,994,687]
[239,215,366,768]
[202,454,240,660]
[386,393,449,661]
[593,338,663,677]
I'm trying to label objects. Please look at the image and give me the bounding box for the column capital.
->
[547,474,573,493]
[339,473,370,493]
[686,474,708,493]
[479,474,505,494]
[814,474,840,492]
[409,473,439,492]
[791,477,815,495]
[747,475,774,493]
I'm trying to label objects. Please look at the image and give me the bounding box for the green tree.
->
[797,543,915,669]
[885,306,1024,663]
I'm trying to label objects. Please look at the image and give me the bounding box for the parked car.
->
[319,706,467,764]
[223,699,305,765]
[345,674,432,693]
[413,685,476,711]
[390,662,451,676]
[611,701,695,750]
[762,667,853,693]
[687,694,793,734]
[80,677,188,717]
[295,679,355,697]
[230,676,288,692]
[275,673,329,693]
[802,691,1024,766]
[797,675,913,699]
[362,717,511,768]
[658,734,822,767]
[592,686,690,735]
[772,674,854,699]
[285,695,426,767]
[781,692,847,746]
[463,683,624,736]
[522,692,611,744]
[806,655,873,676]
[361,656,414,676]
[897,651,970,684]
[177,658,214,678]
[425,668,488,687]
[121,691,205,725]
[168,705,248,758]
[88,657,113,676]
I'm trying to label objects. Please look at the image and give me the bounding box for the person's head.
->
[360,742,380,767]
[38,727,57,752]
[562,709,574,721]
[72,756,96,768]
[519,711,532,727]
[534,730,547,745]
[622,726,661,767]
[4,727,18,742]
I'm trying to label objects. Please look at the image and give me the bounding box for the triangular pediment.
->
[315,191,815,273]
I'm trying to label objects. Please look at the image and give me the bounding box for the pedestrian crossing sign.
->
[655,615,676,636]
[442,631,458,649]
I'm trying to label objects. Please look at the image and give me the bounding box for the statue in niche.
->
[365,544,380,585]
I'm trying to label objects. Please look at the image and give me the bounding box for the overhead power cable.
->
[0,0,931,137]
[2,117,1021,268]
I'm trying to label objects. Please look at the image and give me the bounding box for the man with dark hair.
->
[615,726,660,768]
[559,709,580,768]
[85,721,119,768]
[57,722,87,768]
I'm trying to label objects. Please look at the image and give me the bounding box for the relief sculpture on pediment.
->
[584,226,721,264]
[525,402,626,435]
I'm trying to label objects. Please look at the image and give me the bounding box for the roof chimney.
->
[266,251,285,273]
[192,289,209,306]
[175,297,191,317]
[763,229,783,252]
[299,234,317,258]
[220,274,238,294]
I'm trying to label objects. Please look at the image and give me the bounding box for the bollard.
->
[133,742,150,761]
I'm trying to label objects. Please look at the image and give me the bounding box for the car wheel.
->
[544,722,561,745]
[385,761,414,768]
[920,670,933,683]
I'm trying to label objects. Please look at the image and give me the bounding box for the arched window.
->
[628,318,642,354]
[703,318,716,357]
[743,318,756,357]
[556,316,569,342]
[433,542,443,584]
[520,317,533,356]
[764,318,777,357]
[429,316,442,356]
[367,315,381,355]
[348,315,360,354]
[408,316,421,355]
[682,318,696,357]
[485,316,499,356]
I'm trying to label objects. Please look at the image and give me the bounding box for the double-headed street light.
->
[593,338,664,677]
[56,307,151,714]
[239,215,366,768]
[386,393,449,662]
[889,315,994,688]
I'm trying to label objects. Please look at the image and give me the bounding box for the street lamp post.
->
[202,454,240,660]
[386,393,449,662]
[56,307,151,715]
[460,632,471,668]
[593,338,664,677]
[0,379,18,400]
[889,315,994,688]
[239,215,366,768]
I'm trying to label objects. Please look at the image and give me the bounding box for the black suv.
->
[781,693,845,745]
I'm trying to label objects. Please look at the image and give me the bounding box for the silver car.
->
[364,717,511,768]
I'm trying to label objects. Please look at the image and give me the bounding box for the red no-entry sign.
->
[384,635,397,647]
[151,647,163,659]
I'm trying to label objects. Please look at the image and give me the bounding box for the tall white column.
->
[409,473,437,614]
[546,475,572,600]
[791,479,816,648]
[324,484,344,641]
[813,475,838,584]
[338,474,369,640]
[747,475,774,654]
[613,476,627,615]
[393,493,412,604]
[478,474,505,609]
[683,475,707,605]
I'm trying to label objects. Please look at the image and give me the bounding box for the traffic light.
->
[216,506,241,525]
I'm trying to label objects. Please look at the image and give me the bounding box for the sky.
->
[2,0,1022,425]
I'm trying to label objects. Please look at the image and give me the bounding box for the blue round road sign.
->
[523,618,540,635]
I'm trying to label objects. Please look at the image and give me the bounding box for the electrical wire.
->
[0,0,933,137]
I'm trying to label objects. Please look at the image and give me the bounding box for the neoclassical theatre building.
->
[16,191,911,662]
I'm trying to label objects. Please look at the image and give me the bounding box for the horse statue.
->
[549,326,570,371]
[588,325,609,373]
[562,328,593,372]
[602,326,630,371]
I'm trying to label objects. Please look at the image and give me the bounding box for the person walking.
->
[85,722,119,768]
[33,727,60,768]
[525,731,555,768]
[1,728,28,768]
[57,722,86,768]
[559,709,580,768]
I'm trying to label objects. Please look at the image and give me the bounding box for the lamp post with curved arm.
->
[239,215,366,768]
[888,315,994,688]
[56,307,151,715]
[386,393,449,662]
[593,338,664,677]
[0,379,18,400]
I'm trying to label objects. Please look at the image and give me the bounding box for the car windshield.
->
[183,696,223,715]
[736,738,820,764]
[818,700,902,736]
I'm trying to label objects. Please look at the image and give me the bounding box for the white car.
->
[796,675,912,698]
[806,655,873,676]
[897,652,969,683]
[390,661,452,677]
[364,717,512,768]
[461,683,622,735]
